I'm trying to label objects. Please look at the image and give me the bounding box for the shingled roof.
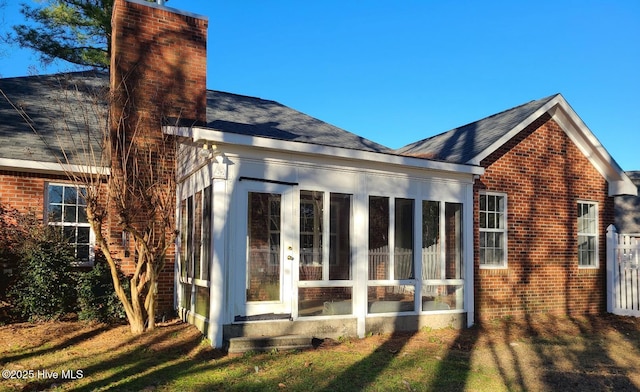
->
[395,94,560,164]
[0,71,391,173]
[205,91,391,154]
[396,93,636,196]
[0,71,108,168]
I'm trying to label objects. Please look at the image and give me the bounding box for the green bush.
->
[9,227,77,321]
[3,203,129,324]
[76,259,127,322]
[0,203,37,302]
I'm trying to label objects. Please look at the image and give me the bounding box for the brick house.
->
[0,71,109,277]
[398,95,637,320]
[1,0,636,348]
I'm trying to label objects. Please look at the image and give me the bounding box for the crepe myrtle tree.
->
[0,74,177,333]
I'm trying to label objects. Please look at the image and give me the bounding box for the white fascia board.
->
[609,178,638,196]
[165,125,485,176]
[0,157,110,176]
[466,94,637,197]
[466,95,563,166]
[549,97,637,196]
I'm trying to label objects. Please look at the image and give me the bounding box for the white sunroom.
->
[166,92,483,348]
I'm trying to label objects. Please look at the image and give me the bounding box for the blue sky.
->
[1,1,639,170]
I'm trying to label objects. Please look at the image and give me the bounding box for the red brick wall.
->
[0,170,108,274]
[474,114,614,320]
[111,0,207,124]
[0,171,52,218]
[110,0,208,313]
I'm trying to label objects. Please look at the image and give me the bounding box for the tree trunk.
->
[128,313,146,334]
[145,259,157,331]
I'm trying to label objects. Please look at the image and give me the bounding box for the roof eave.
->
[164,125,485,176]
[0,157,110,176]
[465,94,637,197]
[610,178,638,197]
[466,94,562,166]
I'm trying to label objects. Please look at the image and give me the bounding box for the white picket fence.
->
[368,245,441,280]
[607,225,640,316]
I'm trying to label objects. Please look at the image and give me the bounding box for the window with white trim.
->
[178,185,213,316]
[479,192,507,268]
[298,191,352,280]
[47,184,94,265]
[577,201,598,267]
[300,190,323,266]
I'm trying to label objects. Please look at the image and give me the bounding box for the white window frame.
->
[577,200,599,268]
[45,182,95,266]
[479,192,508,269]
[300,191,323,266]
[267,195,281,266]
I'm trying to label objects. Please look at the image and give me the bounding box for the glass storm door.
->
[243,184,295,317]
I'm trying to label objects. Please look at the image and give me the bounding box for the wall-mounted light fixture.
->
[195,139,228,179]
[199,143,217,159]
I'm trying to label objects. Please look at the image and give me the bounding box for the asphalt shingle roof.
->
[395,94,560,164]
[0,72,392,168]
[0,71,108,166]
[205,91,391,153]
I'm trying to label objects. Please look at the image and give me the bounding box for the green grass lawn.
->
[1,315,640,391]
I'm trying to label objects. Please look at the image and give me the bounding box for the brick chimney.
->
[109,0,208,314]
[111,0,207,125]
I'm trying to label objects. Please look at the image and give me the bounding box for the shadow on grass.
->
[425,324,480,391]
[11,314,640,391]
[17,322,230,392]
[428,314,640,391]
[532,314,639,391]
[1,322,111,364]
[474,314,640,392]
[317,330,417,392]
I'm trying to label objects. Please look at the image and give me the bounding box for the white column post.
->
[209,178,227,348]
[606,224,617,314]
[353,173,367,338]
[464,183,475,327]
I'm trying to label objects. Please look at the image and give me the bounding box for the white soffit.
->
[0,157,110,176]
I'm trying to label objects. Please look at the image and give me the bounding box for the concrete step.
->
[227,334,312,354]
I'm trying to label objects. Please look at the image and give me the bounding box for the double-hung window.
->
[47,183,93,265]
[479,192,507,268]
[577,201,598,267]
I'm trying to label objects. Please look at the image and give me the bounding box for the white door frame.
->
[234,180,296,318]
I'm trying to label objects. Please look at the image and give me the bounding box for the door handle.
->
[287,255,294,260]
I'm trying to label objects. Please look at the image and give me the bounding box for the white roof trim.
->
[164,125,485,176]
[0,157,110,176]
[467,94,636,197]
